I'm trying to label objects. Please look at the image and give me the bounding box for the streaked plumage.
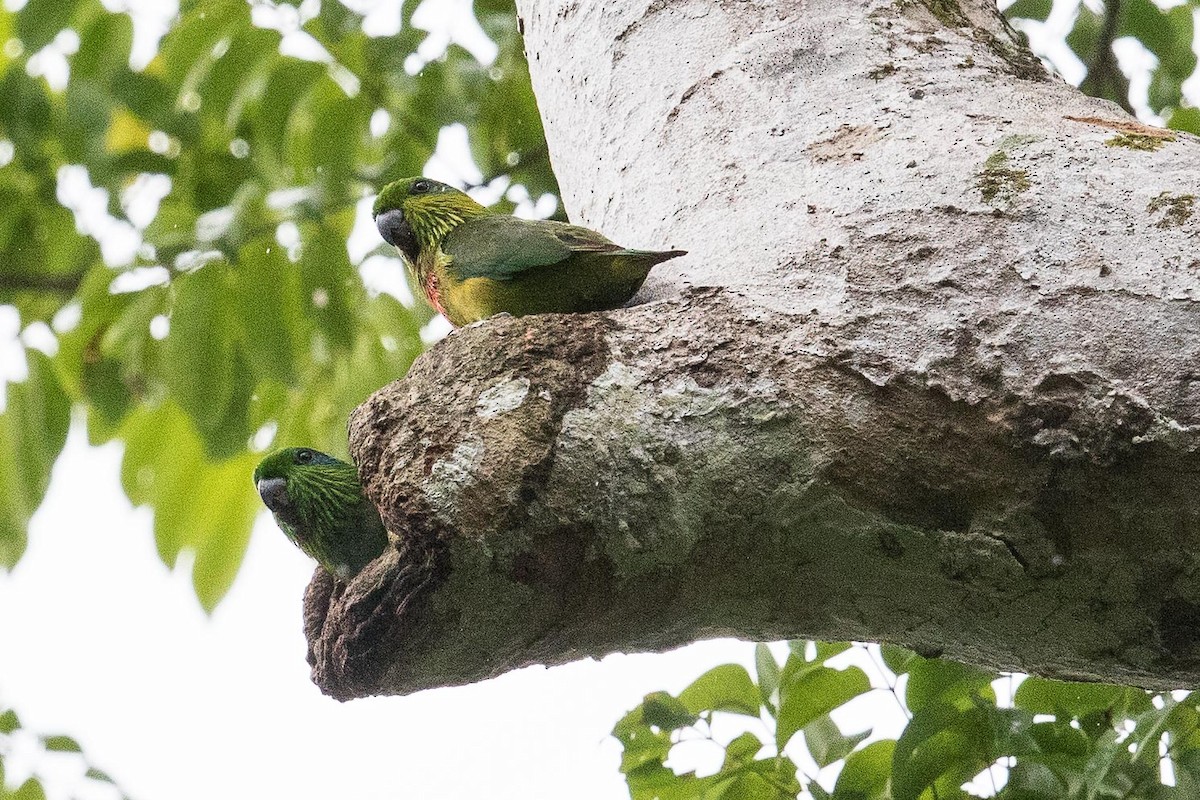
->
[253,448,386,579]
[372,176,686,326]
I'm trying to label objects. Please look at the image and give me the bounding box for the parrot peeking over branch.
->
[253,448,387,579]
[372,176,687,327]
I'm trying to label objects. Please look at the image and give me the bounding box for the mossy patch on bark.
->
[1147,192,1195,228]
[977,141,1034,205]
[1106,133,1174,152]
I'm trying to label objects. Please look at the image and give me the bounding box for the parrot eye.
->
[296,449,314,464]
[412,179,431,194]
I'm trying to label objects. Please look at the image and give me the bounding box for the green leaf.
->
[1003,0,1052,21]
[302,76,368,197]
[234,238,304,385]
[755,643,781,709]
[1014,676,1152,719]
[111,70,190,141]
[776,666,871,751]
[252,57,324,169]
[0,708,20,733]
[881,643,922,676]
[15,0,82,51]
[0,68,53,169]
[189,448,259,611]
[804,714,871,767]
[1127,703,1175,764]
[1079,728,1128,800]
[1004,760,1069,798]
[813,641,852,663]
[831,740,893,800]
[891,703,994,800]
[71,11,135,83]
[162,262,236,449]
[639,691,697,731]
[722,731,764,767]
[905,657,994,713]
[1065,5,1103,67]
[1169,107,1200,135]
[120,401,207,559]
[1027,719,1091,759]
[678,664,761,717]
[85,767,115,783]
[42,734,83,752]
[197,26,280,130]
[11,777,47,800]
[611,704,674,776]
[1120,0,1195,110]
[158,0,248,91]
[0,350,72,568]
[119,400,258,608]
[299,222,357,351]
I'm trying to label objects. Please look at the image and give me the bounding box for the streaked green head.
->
[253,447,345,483]
[254,447,386,579]
[253,447,359,538]
[373,176,488,262]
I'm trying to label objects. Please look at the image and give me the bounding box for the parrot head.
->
[254,447,386,579]
[373,176,488,261]
[253,447,347,532]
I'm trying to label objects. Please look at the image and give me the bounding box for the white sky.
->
[0,0,1191,797]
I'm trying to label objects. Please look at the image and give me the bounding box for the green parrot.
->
[372,176,686,326]
[253,448,387,579]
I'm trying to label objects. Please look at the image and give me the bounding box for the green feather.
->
[443,216,620,281]
[253,448,387,579]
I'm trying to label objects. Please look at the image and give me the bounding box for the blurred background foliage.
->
[0,0,1198,797]
[1004,0,1200,129]
[0,0,557,611]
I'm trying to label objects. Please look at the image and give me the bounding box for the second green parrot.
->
[372,177,686,326]
[254,448,387,579]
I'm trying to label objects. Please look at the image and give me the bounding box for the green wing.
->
[442,215,621,282]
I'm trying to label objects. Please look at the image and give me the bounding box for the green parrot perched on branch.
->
[372,177,686,327]
[253,448,387,579]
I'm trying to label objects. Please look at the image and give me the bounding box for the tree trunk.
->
[304,0,1200,700]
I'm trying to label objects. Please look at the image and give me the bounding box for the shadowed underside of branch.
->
[306,289,1200,700]
[305,0,1200,699]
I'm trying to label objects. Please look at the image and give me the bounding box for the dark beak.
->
[256,477,290,514]
[375,207,419,262]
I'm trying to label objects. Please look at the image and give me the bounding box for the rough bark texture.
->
[305,0,1200,699]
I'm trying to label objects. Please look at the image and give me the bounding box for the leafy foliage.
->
[0,705,131,799]
[1004,0,1200,128]
[0,0,553,608]
[616,642,1200,799]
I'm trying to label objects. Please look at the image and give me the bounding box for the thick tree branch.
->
[305,0,1200,698]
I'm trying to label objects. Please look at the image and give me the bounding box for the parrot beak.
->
[256,477,291,514]
[374,207,419,262]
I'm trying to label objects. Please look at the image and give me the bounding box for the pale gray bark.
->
[304,0,1200,700]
